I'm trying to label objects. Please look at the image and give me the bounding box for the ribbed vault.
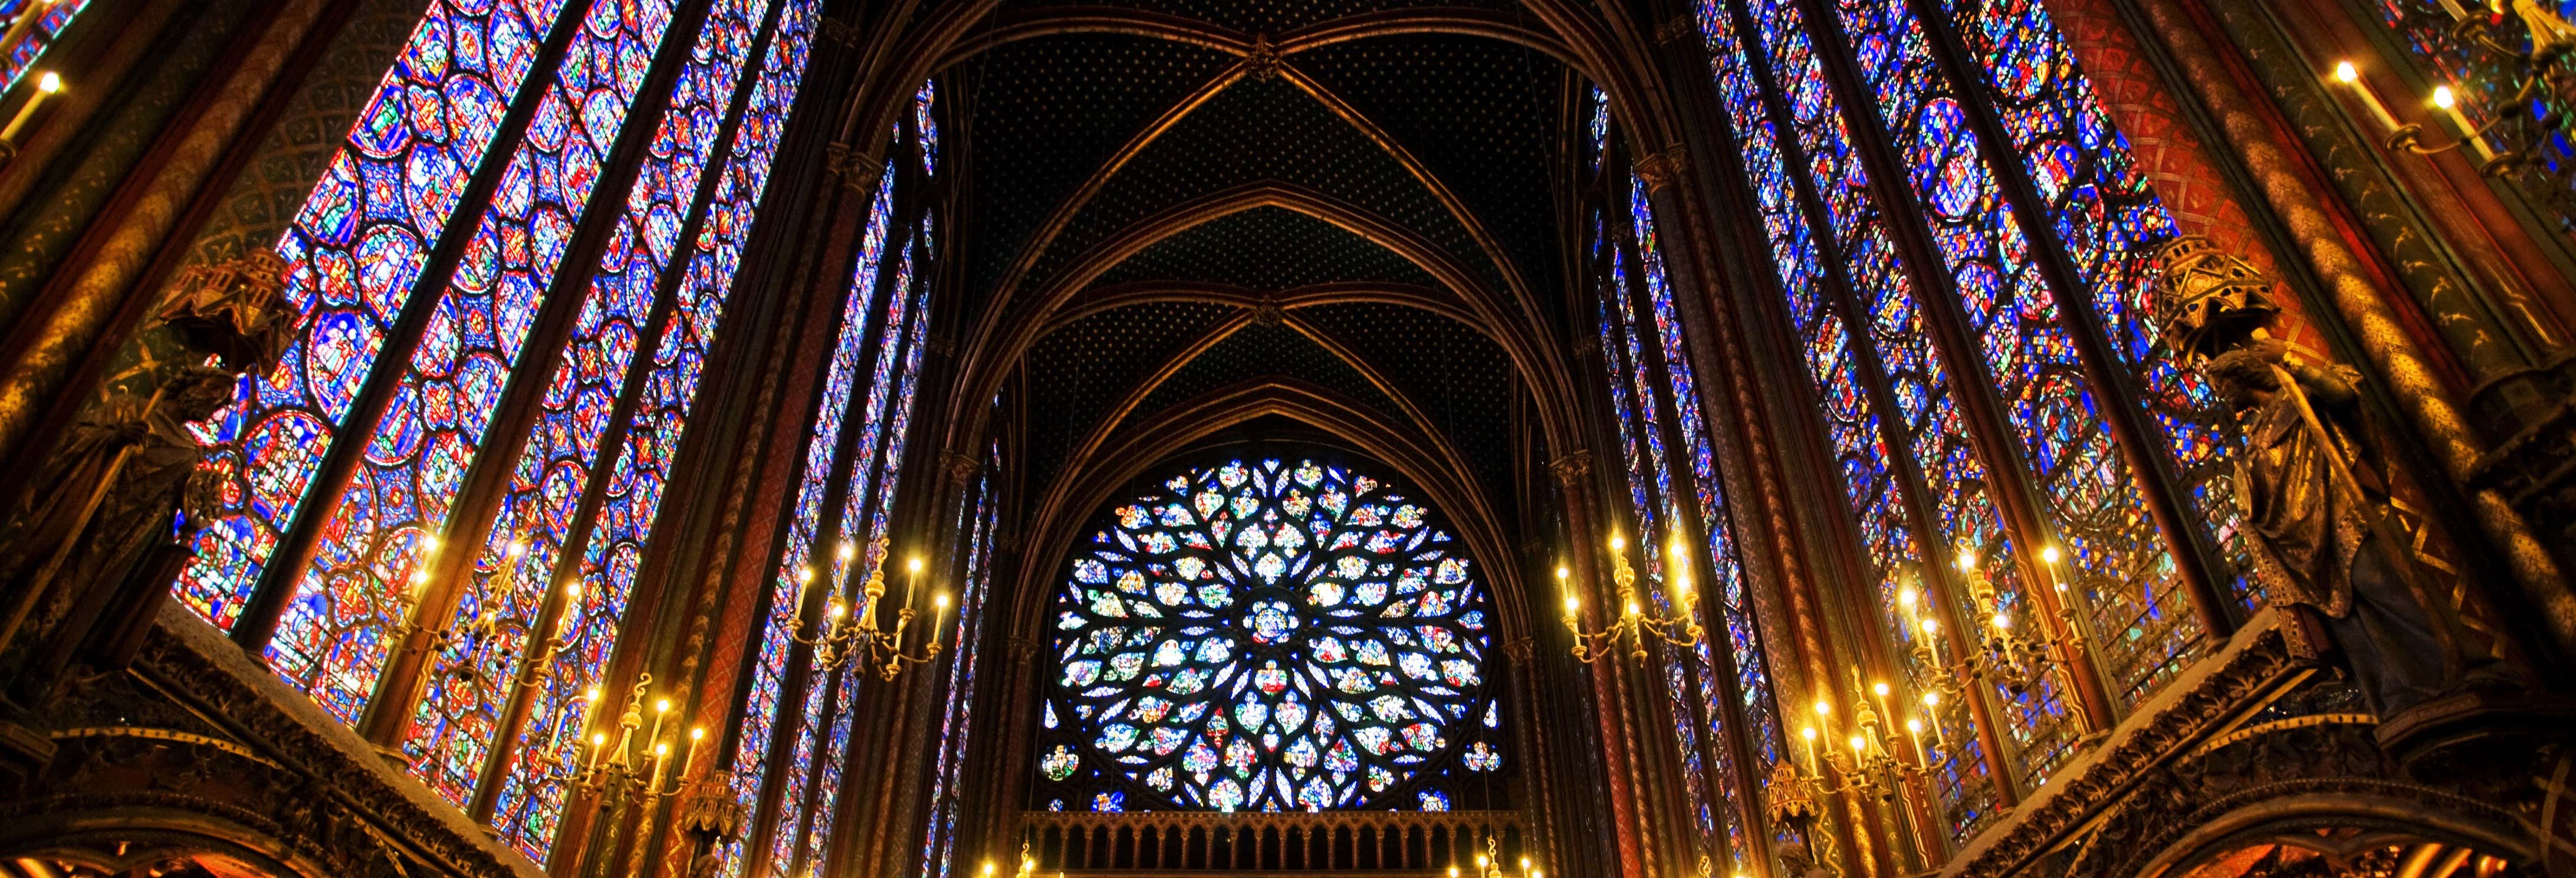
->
[939,0,1578,621]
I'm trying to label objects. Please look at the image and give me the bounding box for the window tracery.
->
[1035,456,1501,813]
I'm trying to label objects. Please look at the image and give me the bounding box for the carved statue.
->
[2154,238,2505,716]
[0,252,293,673]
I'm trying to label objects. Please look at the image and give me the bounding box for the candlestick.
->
[0,71,59,144]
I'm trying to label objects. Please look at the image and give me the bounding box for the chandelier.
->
[778,547,949,679]
[1560,534,1704,663]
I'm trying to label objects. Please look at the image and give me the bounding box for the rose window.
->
[1038,456,1494,812]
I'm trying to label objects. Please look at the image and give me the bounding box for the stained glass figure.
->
[1039,456,1491,813]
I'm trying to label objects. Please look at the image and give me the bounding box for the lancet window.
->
[1649,0,2269,843]
[730,80,943,878]
[1583,87,1784,878]
[149,0,886,861]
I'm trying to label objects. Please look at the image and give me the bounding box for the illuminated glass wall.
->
[166,0,828,860]
[1662,0,2263,841]
[1583,88,1782,878]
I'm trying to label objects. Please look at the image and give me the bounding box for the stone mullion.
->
[1712,0,2022,817]
[229,0,609,655]
[853,149,958,878]
[1898,0,2238,647]
[1588,134,1695,878]
[738,157,914,878]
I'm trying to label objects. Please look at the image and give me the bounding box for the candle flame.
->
[37,72,58,93]
[2041,545,2061,564]
[2334,61,2359,83]
[1956,548,1977,571]
[1922,692,1940,707]
[936,592,951,609]
[909,556,924,573]
[2433,86,2457,108]
[1813,698,1831,716]
[1800,726,1816,740]
[1898,587,1916,607]
[1555,565,1568,580]
[692,726,705,740]
[1906,718,1923,733]
[1873,681,1890,696]
[656,698,671,714]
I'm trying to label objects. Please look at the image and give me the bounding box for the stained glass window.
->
[0,0,84,94]
[1582,94,1775,870]
[1678,0,2267,840]
[1036,456,1493,813]
[922,444,1000,878]
[163,0,826,861]
[730,81,941,878]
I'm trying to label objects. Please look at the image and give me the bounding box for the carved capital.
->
[943,450,981,487]
[1548,450,1592,485]
[825,142,882,191]
[1654,14,1698,45]
[1632,146,1687,193]
[817,17,862,47]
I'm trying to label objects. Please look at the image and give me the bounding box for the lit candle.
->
[1904,717,1928,765]
[682,726,705,778]
[2331,60,2404,134]
[1921,693,1948,748]
[2431,86,2498,162]
[1872,680,1895,741]
[1799,726,1819,773]
[586,731,608,773]
[650,696,671,745]
[0,71,60,144]
[1920,617,1942,665]
[795,566,816,610]
[905,555,924,611]
[556,583,581,637]
[650,741,671,788]
[931,591,951,649]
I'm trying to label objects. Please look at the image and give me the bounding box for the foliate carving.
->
[817,17,861,47]
[1632,147,1685,193]
[1547,450,1592,486]
[824,142,881,190]
[1946,617,2306,878]
[1250,300,1287,327]
[1654,14,1698,46]
[944,451,981,488]
[156,251,295,374]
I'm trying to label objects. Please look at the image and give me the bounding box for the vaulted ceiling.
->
[939,0,1582,562]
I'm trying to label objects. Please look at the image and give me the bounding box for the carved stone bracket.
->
[824,142,882,191]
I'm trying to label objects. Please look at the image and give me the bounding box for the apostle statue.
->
[2154,237,2505,716]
